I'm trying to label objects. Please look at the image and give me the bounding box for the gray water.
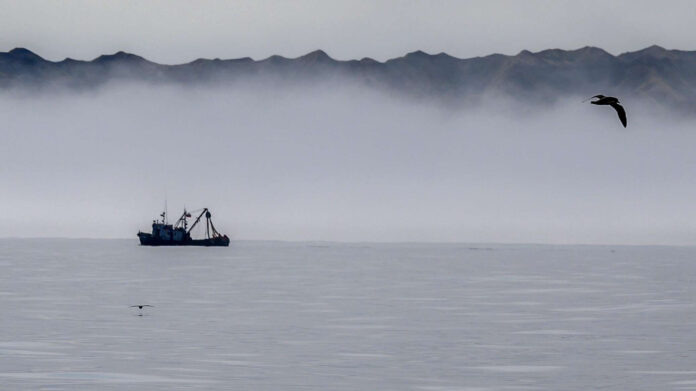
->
[1,239,695,390]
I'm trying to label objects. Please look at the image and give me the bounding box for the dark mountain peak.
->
[574,46,613,60]
[510,49,543,65]
[259,54,292,67]
[190,56,253,65]
[296,50,335,67]
[385,50,448,66]
[229,56,253,63]
[9,47,40,57]
[405,50,431,59]
[536,48,565,56]
[576,45,609,54]
[94,51,148,64]
[299,49,333,62]
[535,46,613,63]
[434,52,457,60]
[619,45,672,61]
[561,46,612,59]
[479,53,506,60]
[404,50,459,63]
[511,49,541,64]
[5,47,44,62]
[359,57,380,65]
[644,44,667,52]
[188,57,216,65]
[634,45,668,56]
[58,57,84,65]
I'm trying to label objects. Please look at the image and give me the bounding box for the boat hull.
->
[137,232,229,247]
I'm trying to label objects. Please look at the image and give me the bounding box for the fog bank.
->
[2,83,696,244]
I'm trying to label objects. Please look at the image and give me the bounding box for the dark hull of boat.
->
[137,232,229,247]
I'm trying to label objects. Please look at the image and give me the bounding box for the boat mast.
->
[174,209,191,230]
[206,210,211,239]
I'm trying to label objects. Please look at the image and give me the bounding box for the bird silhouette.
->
[130,305,153,309]
[588,95,627,127]
[130,305,153,316]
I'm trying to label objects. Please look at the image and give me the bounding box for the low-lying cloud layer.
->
[2,82,695,244]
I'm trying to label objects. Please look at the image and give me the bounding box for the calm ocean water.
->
[1,239,695,390]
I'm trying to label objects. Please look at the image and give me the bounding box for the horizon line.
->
[1,236,694,248]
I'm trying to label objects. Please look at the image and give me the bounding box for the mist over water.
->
[2,82,696,244]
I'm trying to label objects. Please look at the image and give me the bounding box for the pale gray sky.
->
[0,0,694,63]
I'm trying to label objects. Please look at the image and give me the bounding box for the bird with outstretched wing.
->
[588,95,627,127]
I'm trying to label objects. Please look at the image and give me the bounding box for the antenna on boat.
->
[164,198,168,224]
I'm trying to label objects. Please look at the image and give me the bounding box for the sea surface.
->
[1,239,696,390]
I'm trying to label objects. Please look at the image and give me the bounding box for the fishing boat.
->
[137,208,230,247]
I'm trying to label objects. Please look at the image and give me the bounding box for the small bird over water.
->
[130,305,153,316]
[587,95,627,127]
[130,305,153,310]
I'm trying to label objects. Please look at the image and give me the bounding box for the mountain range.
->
[1,45,695,111]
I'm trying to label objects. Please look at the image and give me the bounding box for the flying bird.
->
[130,305,154,316]
[130,305,154,309]
[588,95,627,127]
